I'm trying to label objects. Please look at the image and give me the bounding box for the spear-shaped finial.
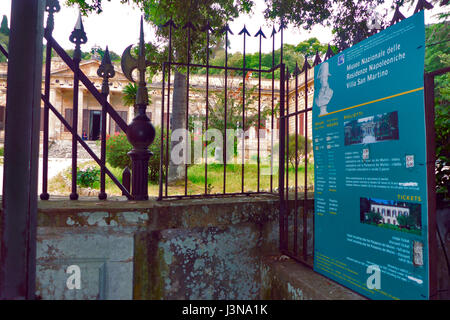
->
[219,24,234,35]
[313,50,322,66]
[200,21,213,33]
[182,21,196,31]
[324,44,334,60]
[255,27,266,39]
[97,46,115,95]
[162,19,178,29]
[278,20,287,33]
[69,12,87,61]
[139,16,145,60]
[136,16,148,107]
[302,56,310,72]
[103,46,112,65]
[75,12,83,30]
[271,26,277,38]
[239,25,250,36]
[414,0,434,13]
[390,3,406,25]
[293,62,301,77]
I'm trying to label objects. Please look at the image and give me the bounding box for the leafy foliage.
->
[105,127,166,183]
[397,214,417,229]
[264,0,387,51]
[191,77,279,159]
[264,0,448,51]
[367,210,383,224]
[106,132,132,169]
[122,82,138,107]
[0,15,9,63]
[65,46,121,62]
[286,134,312,168]
[0,15,9,36]
[76,165,100,188]
[193,38,332,79]
[425,22,450,202]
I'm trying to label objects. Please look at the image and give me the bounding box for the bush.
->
[366,211,382,224]
[105,127,166,183]
[106,132,132,169]
[288,134,312,167]
[76,165,100,188]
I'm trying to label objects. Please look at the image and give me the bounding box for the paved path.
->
[0,157,89,194]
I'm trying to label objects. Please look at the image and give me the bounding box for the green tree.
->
[105,126,166,183]
[0,15,9,36]
[287,134,312,168]
[68,0,255,182]
[294,37,329,58]
[0,33,8,63]
[90,45,121,62]
[196,79,260,139]
[203,38,331,80]
[425,22,450,203]
[122,82,138,116]
[0,15,9,63]
[367,210,382,224]
[397,213,416,229]
[264,0,448,50]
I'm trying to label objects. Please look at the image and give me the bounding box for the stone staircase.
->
[46,139,101,159]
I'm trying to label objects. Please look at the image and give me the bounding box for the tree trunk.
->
[168,70,187,182]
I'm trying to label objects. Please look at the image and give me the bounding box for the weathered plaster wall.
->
[32,195,282,300]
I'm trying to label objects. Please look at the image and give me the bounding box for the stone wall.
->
[33,195,281,299]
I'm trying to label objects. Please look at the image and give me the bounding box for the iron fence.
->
[156,21,287,200]
[0,5,131,200]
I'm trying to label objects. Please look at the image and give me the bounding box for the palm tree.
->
[122,82,138,117]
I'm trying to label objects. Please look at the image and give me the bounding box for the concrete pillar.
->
[0,0,45,300]
[77,88,84,136]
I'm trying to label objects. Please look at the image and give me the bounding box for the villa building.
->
[370,203,411,226]
[0,57,314,160]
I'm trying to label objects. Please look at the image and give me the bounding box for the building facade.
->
[0,57,315,161]
[370,203,411,226]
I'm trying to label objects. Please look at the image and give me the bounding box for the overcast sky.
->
[0,1,447,56]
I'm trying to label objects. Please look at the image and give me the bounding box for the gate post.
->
[121,17,155,200]
[0,0,45,299]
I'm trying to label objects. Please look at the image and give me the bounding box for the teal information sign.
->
[312,11,430,299]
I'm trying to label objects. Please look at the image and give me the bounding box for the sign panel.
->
[312,11,430,299]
